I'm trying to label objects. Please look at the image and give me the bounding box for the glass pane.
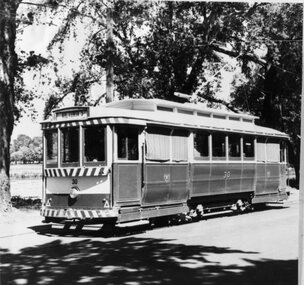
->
[280,141,286,162]
[84,126,105,162]
[266,140,280,162]
[243,136,255,159]
[257,138,266,162]
[194,132,209,159]
[229,135,241,158]
[212,133,226,158]
[45,130,58,165]
[172,129,188,161]
[146,127,170,161]
[61,128,79,164]
[117,127,138,160]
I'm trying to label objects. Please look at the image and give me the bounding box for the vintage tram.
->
[40,99,289,225]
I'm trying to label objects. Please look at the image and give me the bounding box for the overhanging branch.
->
[210,44,267,67]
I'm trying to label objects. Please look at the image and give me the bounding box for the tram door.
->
[112,126,143,206]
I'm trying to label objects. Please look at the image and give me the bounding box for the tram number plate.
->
[224,171,231,179]
[72,178,78,185]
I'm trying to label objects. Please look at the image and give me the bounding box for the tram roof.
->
[42,99,288,139]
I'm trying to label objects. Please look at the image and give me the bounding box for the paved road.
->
[0,190,299,285]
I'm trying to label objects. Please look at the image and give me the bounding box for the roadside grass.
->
[10,164,43,210]
[10,163,42,179]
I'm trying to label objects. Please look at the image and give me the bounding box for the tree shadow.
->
[0,236,297,285]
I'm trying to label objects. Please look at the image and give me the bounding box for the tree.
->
[0,0,19,212]
[0,0,49,212]
[230,3,302,186]
[10,134,42,164]
[41,1,262,111]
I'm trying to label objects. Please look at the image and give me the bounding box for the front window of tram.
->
[61,127,79,165]
[84,126,106,163]
[45,130,58,167]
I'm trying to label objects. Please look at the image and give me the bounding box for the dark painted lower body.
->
[42,162,287,223]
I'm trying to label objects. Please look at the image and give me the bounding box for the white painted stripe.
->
[72,168,78,176]
[79,168,85,176]
[93,168,99,176]
[87,168,93,176]
[42,208,117,219]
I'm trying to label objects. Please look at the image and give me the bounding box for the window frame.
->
[280,140,287,163]
[242,135,255,161]
[60,127,80,167]
[83,125,107,166]
[45,129,59,168]
[211,132,227,161]
[228,134,242,161]
[193,131,210,161]
[115,125,140,162]
[171,128,189,162]
[145,126,171,162]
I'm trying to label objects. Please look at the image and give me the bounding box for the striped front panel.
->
[41,207,118,219]
[42,117,145,129]
[45,167,105,177]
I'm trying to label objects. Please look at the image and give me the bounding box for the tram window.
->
[194,132,209,160]
[84,126,105,163]
[212,133,226,159]
[45,130,58,166]
[266,139,280,162]
[117,126,138,160]
[257,138,266,162]
[243,136,255,160]
[61,127,79,165]
[280,141,286,162]
[146,127,170,161]
[172,129,188,162]
[229,134,241,160]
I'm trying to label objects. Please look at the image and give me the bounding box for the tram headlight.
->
[70,186,80,199]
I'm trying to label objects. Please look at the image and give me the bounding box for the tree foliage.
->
[230,3,302,184]
[10,134,42,164]
[43,1,302,183]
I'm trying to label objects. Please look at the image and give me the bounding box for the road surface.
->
[0,190,299,285]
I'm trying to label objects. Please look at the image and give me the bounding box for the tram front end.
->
[40,107,118,224]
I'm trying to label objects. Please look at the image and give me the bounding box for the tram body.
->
[40,99,289,224]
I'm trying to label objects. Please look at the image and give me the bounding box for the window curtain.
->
[266,142,280,162]
[146,128,170,161]
[172,130,188,161]
[257,141,266,162]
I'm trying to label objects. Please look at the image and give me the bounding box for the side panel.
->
[191,163,256,197]
[225,163,242,193]
[142,164,170,205]
[255,164,266,194]
[112,163,142,205]
[209,163,227,195]
[191,164,211,196]
[169,164,189,202]
[142,164,189,206]
[240,163,256,193]
[265,164,281,193]
[279,164,287,190]
[255,163,281,195]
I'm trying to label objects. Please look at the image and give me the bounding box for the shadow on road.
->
[0,236,297,285]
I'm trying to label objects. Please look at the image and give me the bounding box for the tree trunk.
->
[0,1,19,213]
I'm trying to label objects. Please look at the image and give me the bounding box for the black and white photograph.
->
[0,0,302,284]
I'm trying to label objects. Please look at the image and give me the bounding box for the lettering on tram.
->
[40,99,290,229]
